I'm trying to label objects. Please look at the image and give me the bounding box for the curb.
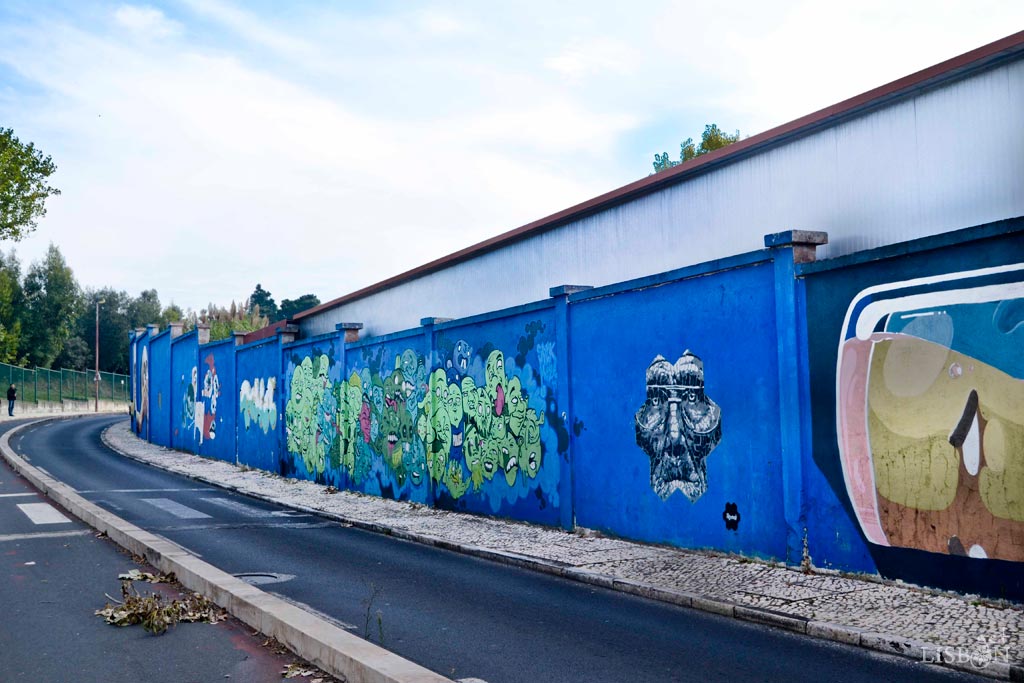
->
[1,417,453,683]
[100,421,1024,681]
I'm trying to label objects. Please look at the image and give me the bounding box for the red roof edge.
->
[241,319,289,345]
[295,30,1024,323]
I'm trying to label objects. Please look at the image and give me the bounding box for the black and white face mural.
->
[635,351,722,502]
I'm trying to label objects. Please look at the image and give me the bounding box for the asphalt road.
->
[0,417,307,683]
[9,416,993,683]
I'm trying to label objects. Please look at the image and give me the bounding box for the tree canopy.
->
[0,128,60,241]
[652,124,741,174]
[247,283,277,321]
[279,294,320,321]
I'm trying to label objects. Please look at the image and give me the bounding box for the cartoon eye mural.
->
[837,263,1024,562]
[635,351,722,502]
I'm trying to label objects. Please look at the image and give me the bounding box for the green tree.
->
[0,128,61,241]
[197,300,268,341]
[278,293,320,321]
[248,284,277,321]
[652,124,741,173]
[160,303,184,328]
[21,244,82,367]
[63,288,134,374]
[127,289,163,330]
[0,251,25,364]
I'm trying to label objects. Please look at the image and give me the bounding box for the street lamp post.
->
[94,299,105,413]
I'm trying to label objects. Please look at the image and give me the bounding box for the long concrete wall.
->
[131,217,1024,600]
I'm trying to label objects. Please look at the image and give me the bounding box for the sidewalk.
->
[102,421,1024,680]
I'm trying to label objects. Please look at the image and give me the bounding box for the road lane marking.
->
[0,493,36,498]
[35,466,51,477]
[16,502,72,524]
[141,498,211,519]
[201,497,265,516]
[0,530,90,542]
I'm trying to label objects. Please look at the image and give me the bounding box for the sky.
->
[0,1,1021,314]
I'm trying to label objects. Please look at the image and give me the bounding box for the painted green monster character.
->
[506,375,527,437]
[341,375,362,473]
[485,350,506,417]
[518,408,543,479]
[285,355,332,476]
[497,431,519,486]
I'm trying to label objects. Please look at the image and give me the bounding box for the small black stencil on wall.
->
[723,502,740,531]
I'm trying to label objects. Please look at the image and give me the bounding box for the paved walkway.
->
[102,422,1023,680]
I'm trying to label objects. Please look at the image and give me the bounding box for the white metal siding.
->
[302,60,1024,339]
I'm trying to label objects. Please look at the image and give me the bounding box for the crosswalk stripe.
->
[16,502,71,525]
[141,498,211,519]
[0,530,90,543]
[202,497,264,516]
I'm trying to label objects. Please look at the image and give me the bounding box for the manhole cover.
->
[234,572,295,585]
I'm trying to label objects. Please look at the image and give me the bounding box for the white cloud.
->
[113,5,181,38]
[0,0,1021,314]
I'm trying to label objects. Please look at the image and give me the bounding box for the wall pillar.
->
[765,230,827,565]
[336,322,363,343]
[549,285,592,531]
[169,322,184,339]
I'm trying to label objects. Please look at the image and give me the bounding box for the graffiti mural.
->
[183,366,198,440]
[635,351,722,502]
[240,377,277,434]
[135,345,149,435]
[837,264,1024,562]
[337,348,429,492]
[181,354,221,445]
[285,354,338,477]
[423,347,546,498]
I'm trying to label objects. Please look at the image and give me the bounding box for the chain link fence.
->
[0,362,129,404]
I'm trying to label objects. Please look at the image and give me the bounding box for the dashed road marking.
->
[16,502,71,525]
[201,497,307,518]
[0,530,90,542]
[78,487,213,494]
[141,498,211,519]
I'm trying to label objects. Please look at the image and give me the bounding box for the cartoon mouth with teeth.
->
[837,264,1024,562]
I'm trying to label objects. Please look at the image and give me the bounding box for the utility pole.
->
[94,299,105,412]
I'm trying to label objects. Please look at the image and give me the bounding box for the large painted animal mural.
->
[837,264,1024,562]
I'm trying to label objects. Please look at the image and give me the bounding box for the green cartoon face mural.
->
[285,354,336,476]
[507,376,526,437]
[330,331,551,502]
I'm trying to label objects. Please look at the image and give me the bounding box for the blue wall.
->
[800,219,1024,600]
[236,338,282,473]
[198,340,235,463]
[570,259,787,560]
[128,217,1024,600]
[170,332,198,452]
[281,335,343,485]
[342,328,430,504]
[148,331,171,448]
[432,304,564,526]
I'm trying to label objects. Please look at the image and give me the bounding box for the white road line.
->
[16,502,72,525]
[35,466,51,477]
[0,530,90,543]
[140,498,211,519]
[202,497,264,516]
[0,493,36,498]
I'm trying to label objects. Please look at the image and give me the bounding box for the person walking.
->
[7,383,15,417]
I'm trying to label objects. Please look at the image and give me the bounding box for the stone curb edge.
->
[100,422,1024,681]
[2,417,454,683]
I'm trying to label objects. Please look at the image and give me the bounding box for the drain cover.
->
[234,572,295,586]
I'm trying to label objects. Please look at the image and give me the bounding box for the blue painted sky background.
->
[1,1,1021,312]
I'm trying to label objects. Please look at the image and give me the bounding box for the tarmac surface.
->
[95,418,1024,679]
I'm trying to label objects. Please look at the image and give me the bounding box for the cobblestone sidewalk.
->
[103,422,1023,680]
